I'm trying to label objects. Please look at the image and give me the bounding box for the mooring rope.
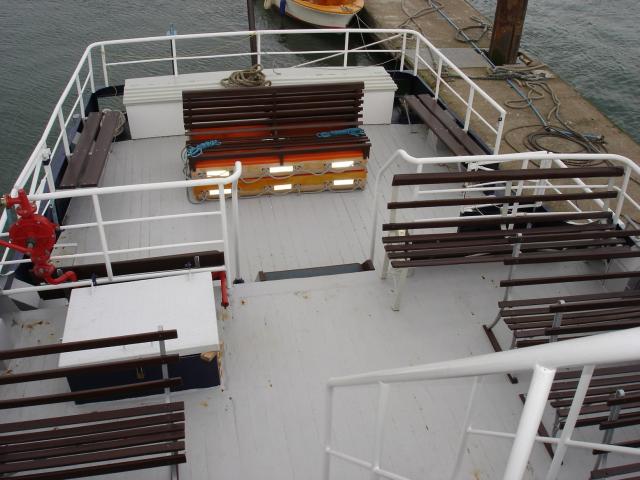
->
[220,64,272,88]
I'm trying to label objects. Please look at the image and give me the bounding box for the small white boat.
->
[265,0,364,28]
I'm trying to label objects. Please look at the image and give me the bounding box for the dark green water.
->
[0,0,638,194]
[469,0,639,144]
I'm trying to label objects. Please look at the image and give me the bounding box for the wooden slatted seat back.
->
[60,110,121,189]
[182,82,371,168]
[0,330,186,479]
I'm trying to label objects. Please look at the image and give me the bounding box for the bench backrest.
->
[183,82,364,140]
[0,329,181,409]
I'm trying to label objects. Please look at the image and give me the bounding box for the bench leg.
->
[380,252,391,280]
[392,267,409,311]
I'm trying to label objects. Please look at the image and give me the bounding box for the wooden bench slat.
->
[0,412,185,445]
[59,113,102,189]
[505,247,640,265]
[186,120,363,137]
[381,223,613,244]
[501,270,640,287]
[7,454,186,480]
[388,191,618,209]
[183,82,364,98]
[0,402,184,434]
[0,354,179,386]
[383,211,612,231]
[508,308,640,330]
[0,378,182,410]
[544,320,640,336]
[0,330,178,361]
[550,297,640,314]
[404,96,469,156]
[591,462,640,479]
[0,424,184,456]
[500,289,640,309]
[600,413,640,430]
[553,374,640,393]
[1,429,185,464]
[391,166,625,186]
[555,363,640,381]
[550,383,640,402]
[507,229,640,244]
[0,440,185,475]
[391,254,511,268]
[78,111,120,188]
[388,238,623,260]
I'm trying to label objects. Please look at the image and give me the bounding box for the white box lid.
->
[59,272,219,368]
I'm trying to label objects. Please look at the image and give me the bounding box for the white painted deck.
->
[1,264,630,480]
[56,123,451,279]
[3,124,638,479]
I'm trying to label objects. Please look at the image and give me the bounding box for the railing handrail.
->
[369,150,639,261]
[8,27,506,208]
[327,327,640,388]
[23,160,242,201]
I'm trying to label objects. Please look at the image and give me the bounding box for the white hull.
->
[268,0,357,28]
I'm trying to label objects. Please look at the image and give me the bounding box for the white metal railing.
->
[369,151,640,266]
[2,28,506,240]
[0,162,242,296]
[323,328,640,480]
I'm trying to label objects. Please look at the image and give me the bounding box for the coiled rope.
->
[316,128,366,138]
[221,64,272,88]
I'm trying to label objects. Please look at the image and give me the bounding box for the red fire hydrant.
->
[0,189,77,284]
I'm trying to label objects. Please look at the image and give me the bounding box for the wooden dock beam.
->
[489,0,528,66]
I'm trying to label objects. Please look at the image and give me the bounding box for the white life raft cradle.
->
[122,66,398,139]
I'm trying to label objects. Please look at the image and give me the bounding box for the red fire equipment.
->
[0,189,77,285]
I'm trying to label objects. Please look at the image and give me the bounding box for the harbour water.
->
[0,0,638,194]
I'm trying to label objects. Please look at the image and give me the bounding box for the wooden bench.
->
[60,111,120,189]
[183,83,371,197]
[0,330,186,479]
[488,289,640,351]
[590,390,640,479]
[380,165,634,310]
[521,363,640,459]
[404,94,487,156]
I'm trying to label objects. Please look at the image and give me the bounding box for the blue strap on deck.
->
[279,0,287,16]
[187,139,222,158]
[316,128,365,138]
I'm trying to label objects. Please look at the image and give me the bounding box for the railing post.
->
[171,37,179,76]
[545,365,594,480]
[91,194,114,281]
[322,385,334,480]
[371,382,390,479]
[614,165,631,226]
[75,76,86,120]
[100,44,109,87]
[450,376,482,480]
[413,36,420,76]
[463,88,475,132]
[503,365,556,480]
[218,187,233,284]
[434,57,443,101]
[87,53,96,93]
[494,114,505,154]
[343,31,350,67]
[57,109,71,158]
[399,32,407,71]
[256,32,262,66]
[231,176,243,283]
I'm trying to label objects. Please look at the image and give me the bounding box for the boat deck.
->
[2,263,624,480]
[56,124,448,277]
[3,123,638,479]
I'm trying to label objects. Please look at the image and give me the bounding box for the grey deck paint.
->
[2,124,637,479]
